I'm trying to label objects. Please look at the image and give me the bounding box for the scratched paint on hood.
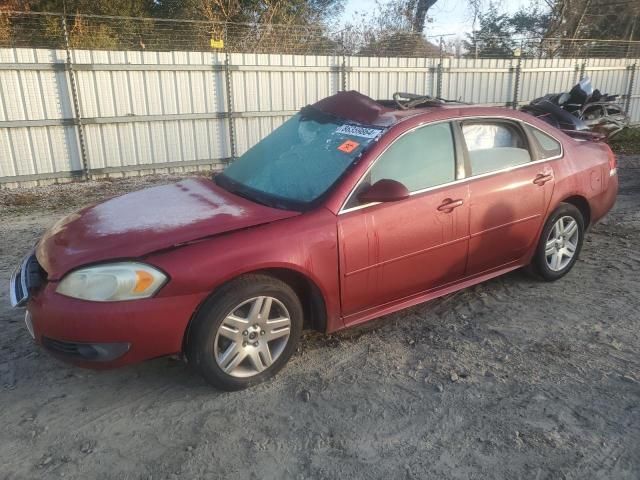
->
[87,180,246,236]
[36,177,300,278]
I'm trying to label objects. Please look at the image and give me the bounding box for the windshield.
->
[216,108,384,210]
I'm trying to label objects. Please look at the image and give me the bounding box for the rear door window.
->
[461,121,532,176]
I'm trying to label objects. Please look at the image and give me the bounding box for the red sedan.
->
[10,91,618,390]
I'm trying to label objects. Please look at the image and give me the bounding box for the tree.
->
[342,0,440,56]
[27,0,155,17]
[152,0,347,53]
[1,0,347,52]
[153,0,345,26]
[464,3,515,58]
[345,0,438,33]
[407,0,438,33]
[509,5,551,38]
[0,1,34,11]
[358,31,440,56]
[544,0,640,56]
[546,0,640,41]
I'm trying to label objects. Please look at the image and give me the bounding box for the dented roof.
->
[311,90,433,127]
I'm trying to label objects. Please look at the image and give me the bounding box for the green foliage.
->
[0,14,10,43]
[547,0,640,42]
[463,1,553,58]
[2,0,346,52]
[28,0,155,17]
[610,127,640,155]
[509,6,551,38]
[358,31,440,57]
[342,0,441,56]
[464,3,515,58]
[153,0,345,25]
[8,0,345,26]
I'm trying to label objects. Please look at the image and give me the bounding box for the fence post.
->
[339,32,347,92]
[436,36,444,98]
[574,60,587,83]
[511,42,523,109]
[61,14,90,180]
[625,63,636,116]
[224,51,237,163]
[579,61,587,80]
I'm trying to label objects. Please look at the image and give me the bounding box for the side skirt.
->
[339,260,524,330]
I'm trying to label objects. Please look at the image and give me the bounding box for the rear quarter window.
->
[528,126,562,160]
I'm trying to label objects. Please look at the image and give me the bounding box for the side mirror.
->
[358,179,410,204]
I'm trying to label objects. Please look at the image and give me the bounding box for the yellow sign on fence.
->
[210,38,224,49]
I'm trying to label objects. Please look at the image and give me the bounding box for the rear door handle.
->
[533,173,553,186]
[437,198,464,212]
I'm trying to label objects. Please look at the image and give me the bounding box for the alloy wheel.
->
[213,296,291,378]
[545,215,579,272]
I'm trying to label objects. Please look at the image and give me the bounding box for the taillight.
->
[606,145,617,176]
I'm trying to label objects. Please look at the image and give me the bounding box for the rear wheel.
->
[531,203,584,281]
[186,274,303,391]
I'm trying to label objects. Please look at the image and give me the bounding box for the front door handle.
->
[437,198,464,212]
[533,173,553,186]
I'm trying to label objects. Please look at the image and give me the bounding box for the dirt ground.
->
[1,156,639,480]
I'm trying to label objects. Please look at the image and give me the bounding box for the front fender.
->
[146,208,343,332]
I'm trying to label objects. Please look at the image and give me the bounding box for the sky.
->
[342,0,535,38]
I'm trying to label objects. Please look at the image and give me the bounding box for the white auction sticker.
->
[335,124,383,139]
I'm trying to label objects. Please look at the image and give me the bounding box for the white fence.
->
[1,48,638,187]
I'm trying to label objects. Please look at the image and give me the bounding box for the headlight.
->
[56,262,167,302]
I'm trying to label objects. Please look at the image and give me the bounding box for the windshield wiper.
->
[215,175,295,211]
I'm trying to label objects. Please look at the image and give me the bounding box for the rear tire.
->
[186,274,303,391]
[530,203,584,281]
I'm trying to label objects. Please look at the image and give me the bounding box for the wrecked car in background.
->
[521,77,630,139]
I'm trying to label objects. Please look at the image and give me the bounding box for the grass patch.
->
[610,127,640,155]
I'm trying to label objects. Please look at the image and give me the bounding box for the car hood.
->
[37,178,299,279]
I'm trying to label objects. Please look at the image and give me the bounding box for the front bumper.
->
[23,281,206,369]
[41,337,131,362]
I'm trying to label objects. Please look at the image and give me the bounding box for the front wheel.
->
[186,274,303,391]
[530,203,584,281]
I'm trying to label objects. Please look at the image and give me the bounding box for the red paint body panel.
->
[465,161,555,275]
[28,282,207,367]
[36,178,299,279]
[338,184,470,317]
[145,208,343,332]
[21,92,618,370]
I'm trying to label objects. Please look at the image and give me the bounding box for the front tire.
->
[531,203,584,281]
[186,274,303,391]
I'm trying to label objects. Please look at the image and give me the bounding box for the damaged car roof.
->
[311,90,442,127]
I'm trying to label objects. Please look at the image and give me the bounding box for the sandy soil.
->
[1,157,639,480]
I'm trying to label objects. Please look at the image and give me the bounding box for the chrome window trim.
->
[526,124,564,161]
[338,115,564,215]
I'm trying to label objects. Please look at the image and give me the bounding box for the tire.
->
[186,274,303,391]
[530,202,585,281]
